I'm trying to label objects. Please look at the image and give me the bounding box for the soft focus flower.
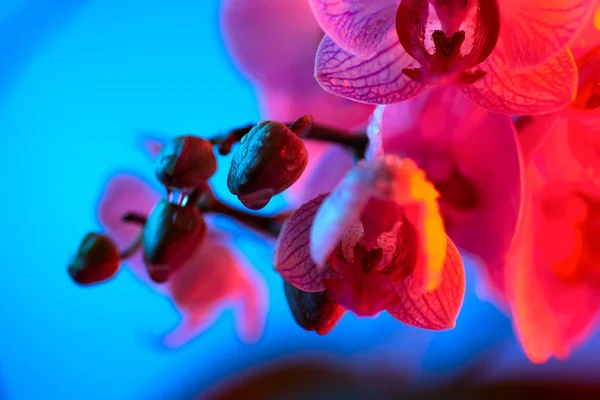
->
[275,155,465,329]
[519,44,600,182]
[311,0,587,114]
[380,87,524,303]
[501,125,600,363]
[98,174,268,347]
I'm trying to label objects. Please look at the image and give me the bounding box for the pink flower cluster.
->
[221,0,600,363]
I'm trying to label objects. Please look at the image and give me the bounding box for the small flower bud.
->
[227,115,311,210]
[142,200,207,283]
[283,281,345,335]
[68,233,120,285]
[156,136,217,189]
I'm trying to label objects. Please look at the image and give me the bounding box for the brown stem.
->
[118,233,143,260]
[211,121,368,159]
[198,188,290,237]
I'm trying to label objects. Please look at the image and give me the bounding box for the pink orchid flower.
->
[98,174,268,348]
[501,122,600,363]
[310,0,588,114]
[380,87,524,303]
[275,155,465,329]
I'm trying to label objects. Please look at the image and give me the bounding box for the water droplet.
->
[240,133,249,144]
[238,188,275,210]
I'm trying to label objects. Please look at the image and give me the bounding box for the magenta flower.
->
[310,0,588,114]
[275,155,465,329]
[380,87,523,302]
[98,174,268,348]
[500,122,600,363]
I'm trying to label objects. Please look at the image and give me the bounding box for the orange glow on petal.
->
[594,10,600,30]
[379,157,447,292]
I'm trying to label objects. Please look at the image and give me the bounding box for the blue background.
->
[1,1,599,399]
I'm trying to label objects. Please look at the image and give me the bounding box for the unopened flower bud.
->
[156,136,217,189]
[143,200,207,283]
[68,233,120,285]
[227,115,312,210]
[283,281,345,335]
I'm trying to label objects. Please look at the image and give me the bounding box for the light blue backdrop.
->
[1,1,599,399]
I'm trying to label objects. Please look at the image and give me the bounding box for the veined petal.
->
[499,0,593,69]
[369,156,447,291]
[275,194,340,292]
[315,32,428,104]
[386,238,465,329]
[461,45,577,115]
[97,175,160,281]
[310,166,377,266]
[568,3,600,59]
[309,0,399,58]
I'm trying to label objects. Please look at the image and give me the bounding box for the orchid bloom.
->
[275,153,465,329]
[98,174,268,348]
[310,0,589,114]
[380,87,523,302]
[501,121,600,363]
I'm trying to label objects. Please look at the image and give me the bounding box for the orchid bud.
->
[227,115,312,210]
[68,233,120,285]
[283,281,345,335]
[142,200,207,283]
[156,136,217,189]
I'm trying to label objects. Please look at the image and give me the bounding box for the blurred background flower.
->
[2,0,600,399]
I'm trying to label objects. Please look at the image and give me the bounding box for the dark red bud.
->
[68,233,120,285]
[142,200,207,283]
[283,281,345,335]
[156,136,217,189]
[227,115,311,210]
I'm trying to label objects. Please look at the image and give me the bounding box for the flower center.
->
[396,0,499,85]
[572,81,600,111]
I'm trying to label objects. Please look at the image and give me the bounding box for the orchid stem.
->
[118,233,143,260]
[211,121,368,159]
[198,188,290,237]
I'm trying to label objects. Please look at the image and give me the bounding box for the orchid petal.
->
[221,0,375,128]
[276,194,341,291]
[461,45,577,115]
[569,4,600,59]
[315,32,428,105]
[386,238,465,330]
[323,277,399,317]
[288,143,355,206]
[309,0,399,58]
[97,175,160,284]
[500,0,593,69]
[369,156,447,291]
[517,114,561,166]
[566,109,600,185]
[506,180,600,363]
[310,166,377,266]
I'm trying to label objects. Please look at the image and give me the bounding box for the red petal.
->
[309,0,399,58]
[500,0,593,69]
[385,238,465,330]
[275,194,340,291]
[461,45,577,115]
[315,32,428,104]
[323,278,398,317]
